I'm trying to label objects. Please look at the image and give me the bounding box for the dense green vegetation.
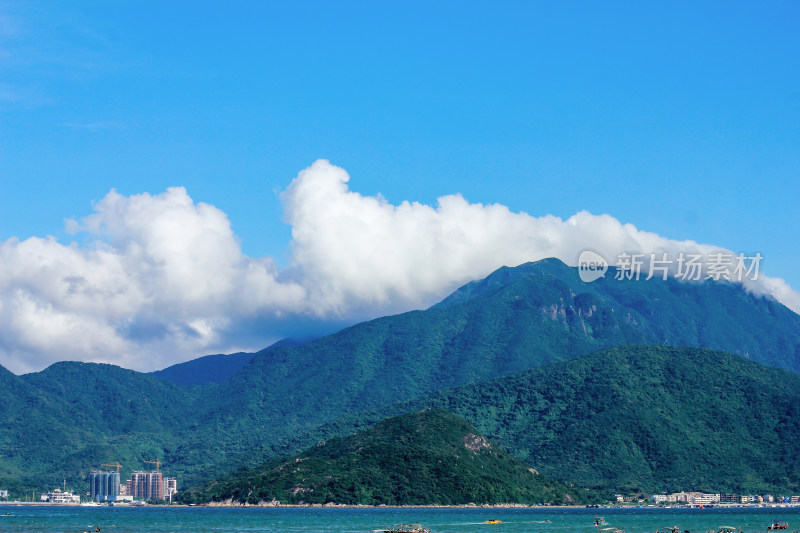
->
[166,259,800,485]
[178,409,590,505]
[1,259,799,498]
[293,346,800,494]
[5,346,800,498]
[0,362,192,496]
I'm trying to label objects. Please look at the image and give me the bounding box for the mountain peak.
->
[433,257,574,309]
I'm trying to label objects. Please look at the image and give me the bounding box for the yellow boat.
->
[485,519,502,524]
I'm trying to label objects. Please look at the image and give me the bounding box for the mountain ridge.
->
[192,257,800,460]
[150,337,318,387]
[1,258,799,496]
[150,352,256,387]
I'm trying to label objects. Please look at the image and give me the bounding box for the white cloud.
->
[0,187,305,373]
[283,160,798,316]
[0,160,797,374]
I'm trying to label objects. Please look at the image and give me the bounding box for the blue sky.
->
[1,1,798,372]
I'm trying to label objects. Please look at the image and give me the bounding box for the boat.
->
[595,516,607,526]
[485,519,502,524]
[769,522,788,531]
[382,524,430,533]
[708,527,741,533]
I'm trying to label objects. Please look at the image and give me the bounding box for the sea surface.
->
[0,505,798,533]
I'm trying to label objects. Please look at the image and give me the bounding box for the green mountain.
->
[1,259,799,497]
[176,258,800,475]
[0,362,191,495]
[0,364,52,495]
[177,409,588,506]
[304,346,800,494]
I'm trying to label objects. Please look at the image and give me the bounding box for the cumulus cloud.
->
[0,160,797,374]
[0,188,305,373]
[283,160,799,315]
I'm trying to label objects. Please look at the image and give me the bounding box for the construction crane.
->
[144,459,162,472]
[101,462,123,473]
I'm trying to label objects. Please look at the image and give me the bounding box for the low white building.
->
[40,488,80,504]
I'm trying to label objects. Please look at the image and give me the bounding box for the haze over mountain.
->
[150,337,316,387]
[150,352,255,387]
[0,259,798,497]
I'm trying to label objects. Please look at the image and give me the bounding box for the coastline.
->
[200,501,800,510]
[204,501,581,509]
[5,500,800,510]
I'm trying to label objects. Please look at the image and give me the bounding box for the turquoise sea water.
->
[0,506,798,533]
